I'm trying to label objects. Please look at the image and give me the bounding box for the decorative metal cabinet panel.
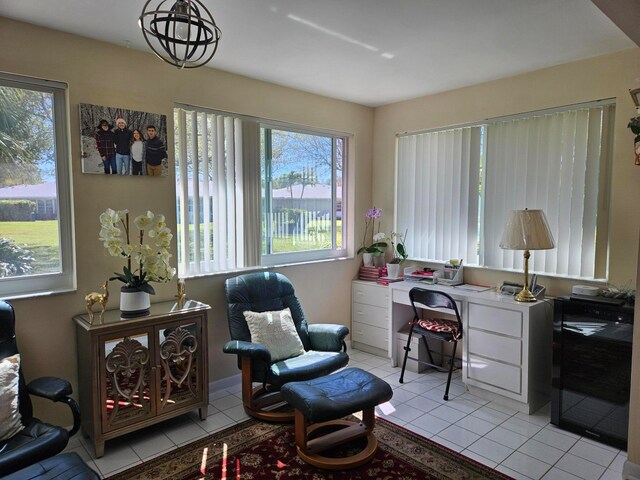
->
[74,300,210,457]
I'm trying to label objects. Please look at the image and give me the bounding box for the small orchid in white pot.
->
[99,208,175,316]
[385,230,408,279]
[357,207,388,266]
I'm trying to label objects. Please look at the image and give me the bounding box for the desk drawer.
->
[392,287,463,315]
[351,321,388,350]
[468,330,521,366]
[468,303,522,338]
[392,288,411,306]
[352,282,389,308]
[352,303,387,329]
[468,354,522,395]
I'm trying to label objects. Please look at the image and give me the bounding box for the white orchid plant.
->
[99,208,176,294]
[387,230,409,264]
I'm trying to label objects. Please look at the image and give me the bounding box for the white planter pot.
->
[374,255,386,268]
[120,287,151,318]
[362,252,374,267]
[386,263,402,279]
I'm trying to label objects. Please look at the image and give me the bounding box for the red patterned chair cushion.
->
[415,317,461,340]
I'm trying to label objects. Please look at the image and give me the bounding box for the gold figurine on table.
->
[176,278,186,308]
[85,280,109,323]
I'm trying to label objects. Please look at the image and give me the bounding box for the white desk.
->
[386,281,553,413]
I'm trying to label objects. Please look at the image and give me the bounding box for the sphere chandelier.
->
[139,0,221,69]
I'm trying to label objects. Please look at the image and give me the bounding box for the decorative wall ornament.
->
[629,88,640,166]
[139,0,222,69]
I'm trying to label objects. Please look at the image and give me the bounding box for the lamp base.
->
[515,286,537,302]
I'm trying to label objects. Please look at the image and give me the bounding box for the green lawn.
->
[3,220,342,272]
[177,221,342,260]
[1,220,60,272]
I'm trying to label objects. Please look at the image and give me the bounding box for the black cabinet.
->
[551,297,633,449]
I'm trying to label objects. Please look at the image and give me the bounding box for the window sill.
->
[1,286,77,302]
[181,255,354,280]
[404,260,609,284]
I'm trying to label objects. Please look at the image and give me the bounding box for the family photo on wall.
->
[79,103,168,176]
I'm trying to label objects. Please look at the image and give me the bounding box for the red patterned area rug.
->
[105,417,512,480]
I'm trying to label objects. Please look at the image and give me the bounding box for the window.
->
[0,73,74,297]
[396,101,614,280]
[175,105,347,276]
[261,126,345,265]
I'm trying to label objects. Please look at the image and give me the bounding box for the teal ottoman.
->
[280,367,393,469]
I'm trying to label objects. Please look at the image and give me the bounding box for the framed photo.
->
[79,103,168,176]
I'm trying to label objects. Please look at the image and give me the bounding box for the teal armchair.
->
[223,272,349,422]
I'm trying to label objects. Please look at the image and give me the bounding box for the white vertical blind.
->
[397,126,481,264]
[189,110,201,274]
[176,108,245,275]
[483,105,613,277]
[200,113,212,270]
[177,109,190,275]
[241,121,261,267]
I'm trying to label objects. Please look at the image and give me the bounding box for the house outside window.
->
[261,126,345,266]
[0,73,74,298]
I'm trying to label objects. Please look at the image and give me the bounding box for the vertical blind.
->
[482,105,613,278]
[397,126,482,264]
[395,101,613,279]
[175,108,245,274]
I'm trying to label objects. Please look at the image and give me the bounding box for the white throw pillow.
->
[0,353,23,441]
[243,308,305,362]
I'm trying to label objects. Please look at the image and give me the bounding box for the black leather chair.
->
[399,288,463,401]
[3,452,99,480]
[0,300,81,477]
[223,272,349,422]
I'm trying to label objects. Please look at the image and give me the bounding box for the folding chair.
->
[399,288,463,400]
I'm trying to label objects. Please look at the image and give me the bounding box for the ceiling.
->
[0,0,635,107]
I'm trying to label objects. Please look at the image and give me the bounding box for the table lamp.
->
[499,209,555,302]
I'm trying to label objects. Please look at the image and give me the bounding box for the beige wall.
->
[0,17,373,424]
[373,48,640,463]
[373,48,640,293]
[2,17,640,463]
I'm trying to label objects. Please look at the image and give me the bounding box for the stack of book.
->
[376,276,403,285]
[358,266,387,281]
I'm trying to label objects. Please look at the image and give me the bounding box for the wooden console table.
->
[73,299,210,457]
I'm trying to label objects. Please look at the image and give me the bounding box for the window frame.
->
[259,121,348,267]
[0,72,75,299]
[174,104,350,278]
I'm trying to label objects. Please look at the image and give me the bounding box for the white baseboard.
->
[623,459,640,480]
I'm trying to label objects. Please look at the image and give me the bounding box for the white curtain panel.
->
[397,126,482,264]
[483,105,613,277]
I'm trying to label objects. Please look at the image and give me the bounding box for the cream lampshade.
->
[499,208,555,302]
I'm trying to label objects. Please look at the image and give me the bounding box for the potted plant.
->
[357,207,387,266]
[386,230,408,278]
[628,115,640,165]
[99,208,176,317]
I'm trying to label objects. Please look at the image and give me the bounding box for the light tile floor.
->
[68,349,627,479]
